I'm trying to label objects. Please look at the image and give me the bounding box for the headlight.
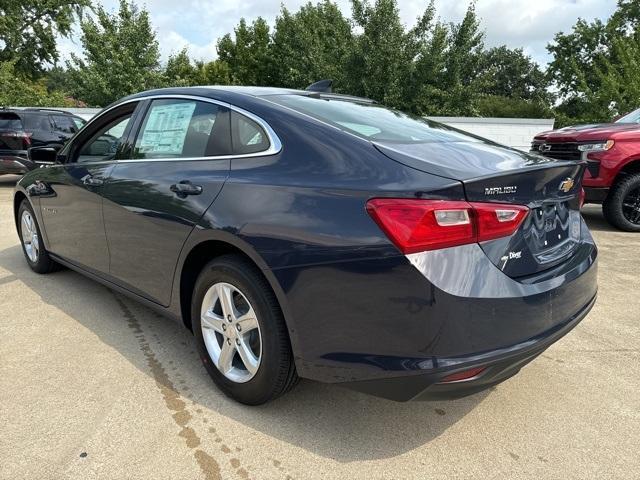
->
[577,140,614,152]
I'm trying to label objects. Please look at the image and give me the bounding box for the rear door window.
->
[133,99,231,159]
[22,114,52,132]
[51,115,78,133]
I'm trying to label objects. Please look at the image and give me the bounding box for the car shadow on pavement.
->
[0,243,488,462]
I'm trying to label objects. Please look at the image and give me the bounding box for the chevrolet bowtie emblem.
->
[559,177,575,193]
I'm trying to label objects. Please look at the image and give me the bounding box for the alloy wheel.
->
[200,282,262,383]
[20,210,40,263]
[622,186,640,225]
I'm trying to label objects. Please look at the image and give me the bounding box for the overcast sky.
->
[58,0,618,67]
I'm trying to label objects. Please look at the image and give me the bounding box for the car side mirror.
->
[27,146,60,165]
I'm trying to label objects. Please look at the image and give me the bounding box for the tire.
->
[603,173,640,232]
[17,200,61,273]
[191,254,298,405]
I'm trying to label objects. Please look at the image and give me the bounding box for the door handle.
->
[170,180,203,198]
[81,174,104,186]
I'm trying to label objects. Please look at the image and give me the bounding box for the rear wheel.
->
[192,254,298,405]
[17,200,60,273]
[603,173,640,232]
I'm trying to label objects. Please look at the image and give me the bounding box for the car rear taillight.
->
[472,202,529,243]
[366,198,528,254]
[3,131,31,147]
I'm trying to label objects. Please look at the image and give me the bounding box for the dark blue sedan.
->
[14,86,597,404]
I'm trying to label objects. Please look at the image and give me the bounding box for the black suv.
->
[0,108,85,175]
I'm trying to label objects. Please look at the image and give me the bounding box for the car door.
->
[102,97,232,306]
[37,103,139,274]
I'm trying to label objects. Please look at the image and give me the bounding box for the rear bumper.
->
[342,293,596,401]
[0,155,33,175]
[278,219,598,400]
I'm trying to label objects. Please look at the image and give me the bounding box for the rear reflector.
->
[366,198,528,254]
[438,367,486,383]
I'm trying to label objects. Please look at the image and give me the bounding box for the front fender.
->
[13,174,49,248]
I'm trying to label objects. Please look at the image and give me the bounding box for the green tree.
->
[163,49,232,87]
[406,1,486,116]
[548,0,640,125]
[270,1,352,89]
[477,46,550,101]
[164,48,201,86]
[436,1,485,115]
[217,18,272,85]
[0,61,73,106]
[472,46,553,118]
[66,0,163,106]
[345,0,412,106]
[0,0,89,78]
[200,60,232,85]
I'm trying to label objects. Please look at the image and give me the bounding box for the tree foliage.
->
[345,0,414,106]
[16,0,638,125]
[66,0,163,106]
[270,1,353,89]
[548,0,640,125]
[217,18,272,85]
[0,61,73,106]
[0,0,89,77]
[164,49,231,86]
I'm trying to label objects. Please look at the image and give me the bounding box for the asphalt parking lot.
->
[1,173,638,480]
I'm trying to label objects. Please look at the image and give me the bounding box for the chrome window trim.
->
[63,93,282,167]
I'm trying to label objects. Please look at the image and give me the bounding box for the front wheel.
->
[17,200,60,273]
[603,173,640,232]
[192,254,298,405]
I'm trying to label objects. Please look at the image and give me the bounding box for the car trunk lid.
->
[374,140,585,278]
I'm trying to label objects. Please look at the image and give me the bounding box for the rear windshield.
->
[267,94,478,144]
[0,113,23,130]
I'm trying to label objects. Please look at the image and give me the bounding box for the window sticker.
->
[138,102,196,155]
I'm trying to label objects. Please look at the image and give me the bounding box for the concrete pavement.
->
[1,173,638,479]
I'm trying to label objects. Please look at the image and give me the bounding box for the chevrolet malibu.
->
[14,86,598,405]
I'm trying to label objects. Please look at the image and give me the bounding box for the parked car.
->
[14,86,597,405]
[0,108,85,175]
[532,108,640,231]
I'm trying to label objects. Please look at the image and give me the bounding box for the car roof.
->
[118,86,375,106]
[0,107,78,116]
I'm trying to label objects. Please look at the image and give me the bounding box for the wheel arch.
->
[174,230,301,362]
[617,158,640,178]
[13,190,28,227]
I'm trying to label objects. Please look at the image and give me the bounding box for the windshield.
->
[615,108,640,124]
[0,113,23,130]
[267,94,480,144]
